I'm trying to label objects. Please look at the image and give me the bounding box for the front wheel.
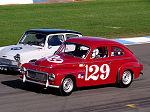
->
[118,70,133,88]
[59,76,75,96]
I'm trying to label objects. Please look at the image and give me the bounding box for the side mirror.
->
[48,46,52,49]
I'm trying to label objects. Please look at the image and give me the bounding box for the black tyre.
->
[59,76,75,96]
[118,70,133,88]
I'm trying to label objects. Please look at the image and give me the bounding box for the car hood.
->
[0,44,42,59]
[34,54,83,68]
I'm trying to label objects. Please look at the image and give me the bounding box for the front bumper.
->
[18,76,59,88]
[0,62,21,71]
[0,58,21,71]
[140,71,143,75]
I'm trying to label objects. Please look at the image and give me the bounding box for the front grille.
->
[0,58,12,65]
[27,69,48,82]
[0,58,17,65]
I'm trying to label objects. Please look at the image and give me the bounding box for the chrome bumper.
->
[0,63,20,71]
[140,71,143,75]
[18,77,59,88]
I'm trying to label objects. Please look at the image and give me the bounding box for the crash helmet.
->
[91,48,99,59]
[36,34,45,42]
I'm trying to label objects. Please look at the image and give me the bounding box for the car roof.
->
[66,36,124,47]
[25,29,82,35]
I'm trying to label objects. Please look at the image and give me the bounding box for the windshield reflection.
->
[57,42,90,59]
[19,33,46,47]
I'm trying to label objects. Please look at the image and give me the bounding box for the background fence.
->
[0,0,72,5]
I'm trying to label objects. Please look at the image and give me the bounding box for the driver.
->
[36,34,46,47]
[90,48,99,59]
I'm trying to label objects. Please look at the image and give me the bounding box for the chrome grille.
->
[0,58,18,65]
[27,69,48,82]
[0,58,12,65]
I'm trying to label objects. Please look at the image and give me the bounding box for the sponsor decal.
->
[11,47,22,50]
[78,73,84,79]
[47,55,63,63]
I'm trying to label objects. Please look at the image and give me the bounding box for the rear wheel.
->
[59,76,75,96]
[118,70,133,88]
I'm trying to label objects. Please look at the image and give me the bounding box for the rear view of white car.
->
[0,29,82,71]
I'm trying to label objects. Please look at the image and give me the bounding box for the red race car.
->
[19,37,143,96]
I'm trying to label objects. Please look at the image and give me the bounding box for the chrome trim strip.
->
[57,63,80,65]
[84,58,132,64]
[57,57,132,65]
[27,69,48,75]
[33,64,52,68]
[59,71,84,75]
[122,66,140,69]
[18,77,59,88]
[29,58,132,68]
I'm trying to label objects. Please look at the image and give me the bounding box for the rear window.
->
[66,34,80,40]
[111,46,124,57]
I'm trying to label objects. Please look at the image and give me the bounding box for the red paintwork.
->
[21,37,143,88]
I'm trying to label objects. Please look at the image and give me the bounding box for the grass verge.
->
[0,0,150,46]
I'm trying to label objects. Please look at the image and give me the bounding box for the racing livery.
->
[0,29,82,71]
[19,37,143,96]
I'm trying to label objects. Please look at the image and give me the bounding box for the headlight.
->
[11,61,18,65]
[49,73,55,81]
[14,54,20,62]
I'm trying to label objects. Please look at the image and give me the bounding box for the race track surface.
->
[0,43,150,112]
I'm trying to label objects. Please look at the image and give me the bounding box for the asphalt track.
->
[0,43,150,112]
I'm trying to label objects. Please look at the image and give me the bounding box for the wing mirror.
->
[48,46,52,49]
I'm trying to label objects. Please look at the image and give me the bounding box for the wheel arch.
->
[59,74,76,96]
[60,74,77,88]
[116,68,134,84]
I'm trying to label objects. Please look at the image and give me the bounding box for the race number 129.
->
[85,64,110,81]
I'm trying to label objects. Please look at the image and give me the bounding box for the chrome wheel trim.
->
[122,71,132,85]
[63,78,73,93]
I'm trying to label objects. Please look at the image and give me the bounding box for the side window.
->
[90,46,108,59]
[66,34,79,40]
[48,35,64,46]
[111,46,124,57]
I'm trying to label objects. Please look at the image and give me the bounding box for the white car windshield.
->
[57,42,90,59]
[19,33,46,47]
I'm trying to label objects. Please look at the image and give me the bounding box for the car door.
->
[84,46,115,87]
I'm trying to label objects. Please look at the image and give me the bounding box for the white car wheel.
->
[118,70,133,88]
[59,76,75,96]
[122,70,132,85]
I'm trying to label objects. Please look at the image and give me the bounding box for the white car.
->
[0,29,82,71]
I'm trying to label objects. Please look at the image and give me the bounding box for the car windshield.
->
[19,32,47,47]
[57,42,90,59]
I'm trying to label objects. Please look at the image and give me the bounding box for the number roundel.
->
[85,64,110,81]
[47,55,63,63]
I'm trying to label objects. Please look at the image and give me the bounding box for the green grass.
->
[0,0,150,46]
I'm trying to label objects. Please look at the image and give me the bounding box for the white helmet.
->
[91,48,99,59]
